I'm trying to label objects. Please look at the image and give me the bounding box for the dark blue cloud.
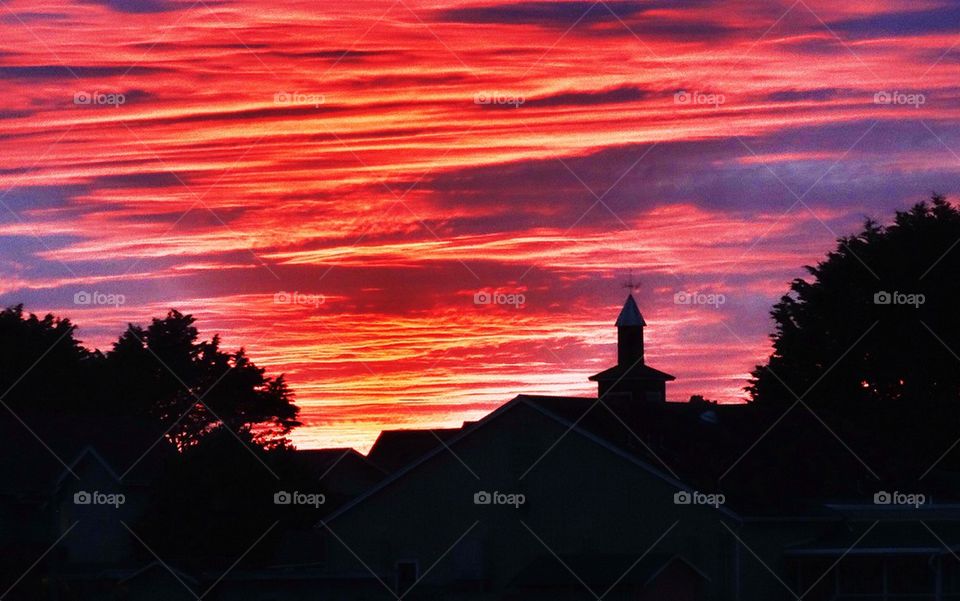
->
[0,172,195,221]
[417,119,960,235]
[763,88,859,103]
[279,50,392,61]
[79,0,179,13]
[512,86,652,109]
[0,12,69,23]
[0,65,163,79]
[0,109,35,120]
[434,0,734,39]
[829,3,960,39]
[435,1,650,26]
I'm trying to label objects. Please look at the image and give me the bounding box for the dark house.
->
[10,295,960,600]
[366,427,464,473]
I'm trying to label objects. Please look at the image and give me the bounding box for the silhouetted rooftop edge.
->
[319,394,743,527]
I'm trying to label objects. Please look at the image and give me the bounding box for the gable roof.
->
[366,427,462,473]
[588,363,676,382]
[320,395,742,525]
[0,411,171,495]
[294,448,384,480]
[55,446,121,490]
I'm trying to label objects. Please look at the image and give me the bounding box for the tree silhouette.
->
[104,310,300,448]
[749,194,960,416]
[0,305,299,449]
[0,304,94,411]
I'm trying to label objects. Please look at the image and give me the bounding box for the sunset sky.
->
[1,0,958,450]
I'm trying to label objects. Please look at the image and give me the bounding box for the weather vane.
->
[622,270,641,294]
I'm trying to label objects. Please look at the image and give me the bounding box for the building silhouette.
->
[589,294,675,402]
[5,295,960,599]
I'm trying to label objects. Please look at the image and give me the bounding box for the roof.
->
[504,396,871,517]
[293,448,384,480]
[321,394,743,525]
[786,521,960,556]
[365,427,462,473]
[588,363,676,382]
[510,553,708,590]
[615,294,646,327]
[0,411,173,495]
[322,393,931,523]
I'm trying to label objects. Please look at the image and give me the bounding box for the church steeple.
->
[589,291,675,402]
[616,294,646,367]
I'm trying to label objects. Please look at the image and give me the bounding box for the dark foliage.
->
[103,310,300,449]
[0,306,300,448]
[0,305,94,411]
[749,194,960,410]
[748,194,960,483]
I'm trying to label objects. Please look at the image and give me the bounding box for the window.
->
[396,560,419,595]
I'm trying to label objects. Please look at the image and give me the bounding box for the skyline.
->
[2,0,959,450]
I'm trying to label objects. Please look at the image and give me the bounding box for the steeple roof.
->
[615,294,646,327]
